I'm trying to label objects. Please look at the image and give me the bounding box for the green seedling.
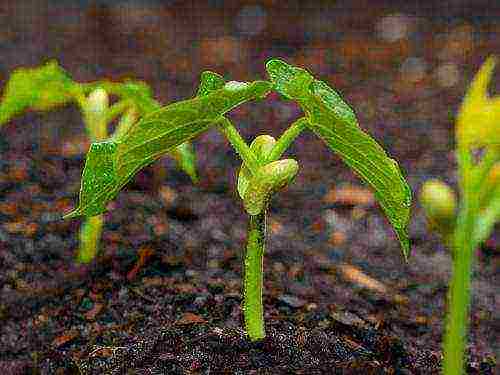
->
[419,57,500,374]
[0,60,198,263]
[64,59,411,342]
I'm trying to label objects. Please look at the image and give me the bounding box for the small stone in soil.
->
[278,294,307,308]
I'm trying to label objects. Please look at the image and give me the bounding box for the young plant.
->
[0,61,198,263]
[64,59,411,342]
[419,57,500,374]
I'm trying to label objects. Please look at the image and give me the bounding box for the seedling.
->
[420,57,500,375]
[64,59,411,341]
[0,61,198,263]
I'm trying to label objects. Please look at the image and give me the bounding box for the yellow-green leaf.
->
[456,57,500,149]
[0,60,77,125]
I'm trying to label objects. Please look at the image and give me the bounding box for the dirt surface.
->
[0,1,499,374]
[0,116,498,373]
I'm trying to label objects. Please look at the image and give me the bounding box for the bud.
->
[237,135,276,199]
[419,179,457,232]
[243,159,299,216]
[85,88,109,141]
[86,88,109,117]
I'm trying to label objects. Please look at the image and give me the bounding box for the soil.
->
[0,2,499,374]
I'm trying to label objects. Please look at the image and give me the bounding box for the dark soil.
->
[0,1,499,374]
[1,118,498,373]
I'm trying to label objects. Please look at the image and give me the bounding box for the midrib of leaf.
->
[310,120,398,185]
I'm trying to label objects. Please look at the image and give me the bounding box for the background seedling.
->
[64,59,411,342]
[419,57,500,375]
[0,61,198,263]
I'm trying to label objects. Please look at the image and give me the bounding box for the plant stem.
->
[111,106,138,141]
[105,100,132,125]
[266,117,307,162]
[217,117,259,175]
[77,214,104,263]
[243,209,267,341]
[443,148,476,375]
[75,95,108,263]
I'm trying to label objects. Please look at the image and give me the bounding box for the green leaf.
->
[266,59,313,100]
[196,71,225,97]
[65,80,272,218]
[111,79,200,182]
[112,80,160,114]
[0,60,77,125]
[170,141,199,183]
[115,72,226,183]
[266,58,412,259]
[169,71,226,183]
[237,135,276,199]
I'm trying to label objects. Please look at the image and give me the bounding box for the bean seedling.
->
[64,58,412,341]
[0,61,198,263]
[420,57,500,374]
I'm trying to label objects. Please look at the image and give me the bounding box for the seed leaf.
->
[0,60,77,125]
[65,80,272,218]
[266,58,412,259]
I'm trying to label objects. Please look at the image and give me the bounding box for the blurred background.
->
[1,0,500,180]
[0,0,499,371]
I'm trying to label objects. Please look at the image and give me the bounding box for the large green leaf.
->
[0,60,77,125]
[65,79,272,218]
[266,59,412,259]
[111,73,226,183]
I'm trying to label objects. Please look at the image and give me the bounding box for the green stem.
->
[77,214,104,263]
[111,106,138,141]
[442,148,476,375]
[105,100,132,125]
[243,209,267,341]
[266,117,307,162]
[217,117,259,175]
[76,94,108,263]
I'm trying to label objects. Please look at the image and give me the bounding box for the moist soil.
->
[0,105,498,374]
[0,3,499,373]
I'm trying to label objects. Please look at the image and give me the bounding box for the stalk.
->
[217,117,259,175]
[243,209,267,341]
[442,199,476,374]
[442,149,476,375]
[266,118,307,163]
[76,88,108,263]
[77,214,104,263]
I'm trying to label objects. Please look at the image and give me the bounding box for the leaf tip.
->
[62,209,81,220]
